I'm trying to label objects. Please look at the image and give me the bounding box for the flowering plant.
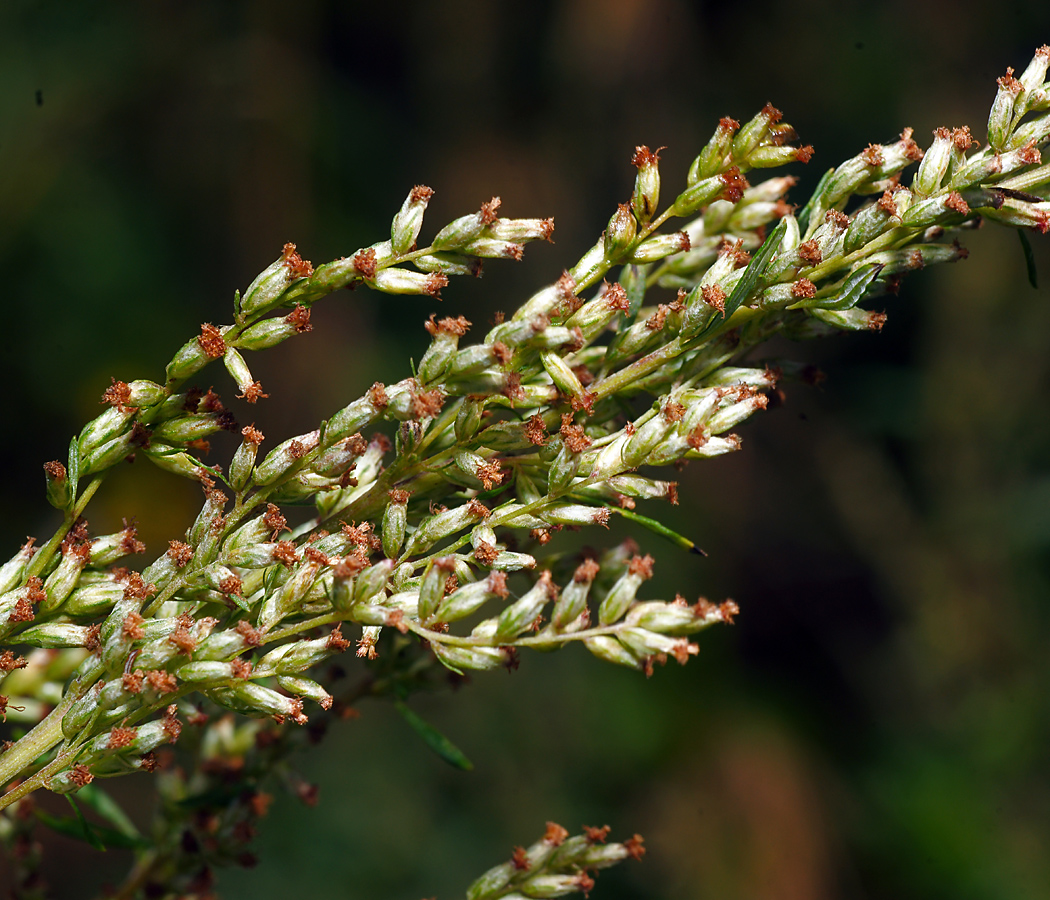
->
[1,45,1048,899]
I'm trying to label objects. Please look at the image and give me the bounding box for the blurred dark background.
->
[3,1,1050,898]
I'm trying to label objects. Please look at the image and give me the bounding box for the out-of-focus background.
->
[3,2,1050,898]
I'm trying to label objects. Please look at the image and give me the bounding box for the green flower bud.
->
[16,622,95,649]
[391,185,434,255]
[731,103,783,160]
[551,559,599,629]
[494,575,552,643]
[254,430,320,485]
[912,128,954,196]
[628,231,690,264]
[79,407,135,454]
[690,116,739,183]
[630,146,662,223]
[382,489,410,560]
[0,540,36,595]
[598,555,653,625]
[603,204,637,261]
[418,315,471,385]
[583,635,642,669]
[413,251,483,277]
[431,642,511,673]
[275,676,333,710]
[435,572,508,624]
[43,460,72,510]
[988,66,1024,151]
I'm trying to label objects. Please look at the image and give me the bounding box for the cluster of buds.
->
[466,822,645,900]
[2,46,1049,897]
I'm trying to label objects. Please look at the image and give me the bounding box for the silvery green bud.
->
[151,412,231,443]
[584,635,642,669]
[237,317,298,351]
[629,231,690,264]
[214,682,307,723]
[382,489,410,559]
[124,380,166,408]
[672,174,726,217]
[436,571,508,623]
[1005,110,1050,151]
[619,627,697,664]
[0,540,36,595]
[746,144,814,167]
[173,660,238,683]
[353,559,395,605]
[546,442,580,496]
[63,581,123,617]
[414,252,482,277]
[496,571,553,640]
[1017,46,1050,111]
[809,306,888,331]
[823,156,873,208]
[981,198,1050,232]
[552,559,599,629]
[626,600,700,635]
[598,555,653,625]
[623,405,674,468]
[404,503,486,556]
[88,525,145,567]
[630,146,662,222]
[691,116,739,182]
[433,198,500,250]
[488,217,555,243]
[165,335,213,386]
[418,315,471,385]
[143,445,207,481]
[843,193,902,253]
[603,204,637,261]
[41,550,88,614]
[466,859,515,900]
[705,394,768,436]
[276,676,333,709]
[913,128,954,196]
[732,103,782,160]
[188,490,227,546]
[43,460,72,510]
[241,255,293,317]
[431,642,511,673]
[15,622,95,649]
[371,267,449,297]
[454,398,485,443]
[541,351,587,404]
[563,281,630,343]
[391,185,434,255]
[542,505,611,529]
[328,398,378,444]
[461,237,524,260]
[988,67,1024,151]
[226,425,261,491]
[79,407,134,453]
[512,273,578,322]
[417,558,455,622]
[254,430,320,485]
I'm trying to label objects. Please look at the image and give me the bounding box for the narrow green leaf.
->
[795,262,884,311]
[693,218,787,342]
[77,783,141,841]
[67,436,80,500]
[608,506,707,555]
[394,700,474,771]
[1018,229,1039,289]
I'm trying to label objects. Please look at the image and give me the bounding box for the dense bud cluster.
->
[2,46,1049,898]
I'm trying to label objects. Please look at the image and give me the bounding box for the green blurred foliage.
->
[2,1,1050,898]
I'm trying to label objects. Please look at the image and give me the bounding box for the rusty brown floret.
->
[281,242,314,279]
[197,324,227,359]
[101,378,133,411]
